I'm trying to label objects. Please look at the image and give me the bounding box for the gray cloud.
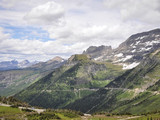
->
[103,0,160,24]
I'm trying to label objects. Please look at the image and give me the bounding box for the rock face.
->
[113,29,160,69]
[84,29,160,69]
[83,45,112,61]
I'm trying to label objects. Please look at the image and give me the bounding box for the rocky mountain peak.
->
[19,60,30,64]
[83,28,160,69]
[113,29,160,69]
[83,45,112,61]
[83,45,112,54]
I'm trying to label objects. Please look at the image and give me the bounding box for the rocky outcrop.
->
[83,45,112,61]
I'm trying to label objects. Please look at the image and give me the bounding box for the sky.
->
[0,0,160,62]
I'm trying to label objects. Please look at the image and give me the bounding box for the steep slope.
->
[84,29,160,69]
[66,49,160,114]
[0,57,66,96]
[15,54,123,109]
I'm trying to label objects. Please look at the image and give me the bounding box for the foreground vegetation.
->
[1,105,160,120]
[0,105,83,120]
[0,96,29,107]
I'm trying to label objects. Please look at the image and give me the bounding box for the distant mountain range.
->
[0,56,66,96]
[0,60,39,71]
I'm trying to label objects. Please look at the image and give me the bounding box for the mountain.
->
[0,60,39,71]
[28,56,65,71]
[15,54,123,109]
[65,49,160,114]
[83,29,160,69]
[0,60,19,71]
[83,45,112,60]
[0,56,66,96]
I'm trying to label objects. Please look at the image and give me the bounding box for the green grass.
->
[0,106,23,120]
[116,91,135,101]
[0,106,82,120]
[130,113,160,120]
[73,54,90,61]
[90,80,111,88]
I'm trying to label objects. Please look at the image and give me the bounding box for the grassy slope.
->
[0,70,44,96]
[15,55,123,109]
[0,59,65,96]
[0,106,23,120]
[1,104,160,120]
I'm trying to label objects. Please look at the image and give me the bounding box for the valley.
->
[15,54,123,109]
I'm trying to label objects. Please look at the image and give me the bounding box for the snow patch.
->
[140,36,147,39]
[135,37,140,41]
[114,55,133,63]
[123,62,140,70]
[155,35,160,37]
[131,49,136,53]
[130,43,134,46]
[94,56,103,61]
[135,41,140,45]
[132,46,136,48]
[145,40,160,46]
[122,55,133,62]
[115,53,123,57]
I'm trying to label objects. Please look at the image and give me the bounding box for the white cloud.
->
[24,1,65,25]
[103,0,160,24]
[0,27,10,41]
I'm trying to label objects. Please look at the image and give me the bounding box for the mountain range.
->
[0,56,66,96]
[66,48,160,114]
[14,29,160,114]
[83,29,160,69]
[15,54,123,109]
[1,28,160,115]
[0,60,39,71]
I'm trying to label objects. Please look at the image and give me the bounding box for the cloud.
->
[0,27,10,41]
[0,0,160,62]
[24,1,65,25]
[103,0,160,24]
[0,28,89,61]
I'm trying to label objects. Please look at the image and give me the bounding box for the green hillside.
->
[0,58,65,96]
[15,54,123,109]
[66,49,160,114]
